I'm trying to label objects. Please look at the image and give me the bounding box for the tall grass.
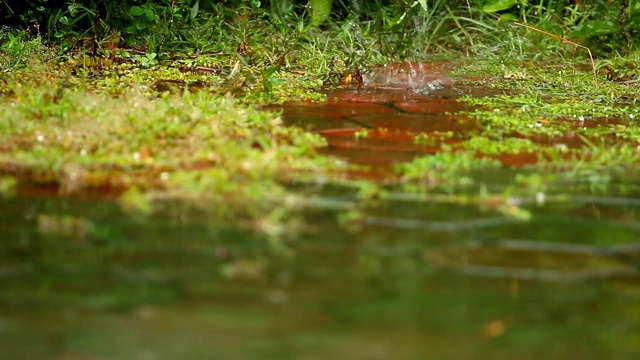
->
[2,0,637,60]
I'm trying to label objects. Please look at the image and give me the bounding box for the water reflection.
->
[1,194,639,359]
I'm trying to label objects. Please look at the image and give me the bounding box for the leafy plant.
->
[0,30,50,70]
[133,51,159,67]
[128,4,160,33]
[309,0,333,26]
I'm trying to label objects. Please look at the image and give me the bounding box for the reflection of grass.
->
[397,151,501,185]
[0,196,277,312]
[460,137,540,155]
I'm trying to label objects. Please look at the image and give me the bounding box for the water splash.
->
[362,61,451,95]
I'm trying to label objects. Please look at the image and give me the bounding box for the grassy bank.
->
[2,1,640,229]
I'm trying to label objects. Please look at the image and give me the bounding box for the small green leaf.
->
[417,0,428,11]
[309,0,333,26]
[129,6,144,16]
[628,14,640,31]
[482,0,517,13]
[191,0,200,18]
[498,13,517,23]
[570,21,617,38]
[264,65,278,78]
[272,0,293,16]
[144,9,156,21]
[236,53,250,67]
[263,76,272,93]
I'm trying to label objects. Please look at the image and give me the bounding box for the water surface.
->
[2,192,640,359]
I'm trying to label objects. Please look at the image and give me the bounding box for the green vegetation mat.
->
[2,1,640,229]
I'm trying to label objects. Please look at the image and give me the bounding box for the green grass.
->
[3,1,640,226]
[0,36,342,226]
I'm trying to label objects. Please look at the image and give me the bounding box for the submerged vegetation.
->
[2,0,640,227]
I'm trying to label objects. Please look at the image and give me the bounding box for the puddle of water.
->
[267,62,636,176]
[2,192,640,359]
[264,63,504,172]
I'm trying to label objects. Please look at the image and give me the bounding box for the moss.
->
[0,41,340,224]
[397,151,502,187]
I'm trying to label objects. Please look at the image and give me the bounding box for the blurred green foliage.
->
[0,0,638,56]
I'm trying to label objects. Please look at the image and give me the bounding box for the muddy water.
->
[264,62,486,172]
[266,62,629,175]
[3,63,640,359]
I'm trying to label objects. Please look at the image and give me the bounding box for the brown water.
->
[2,62,640,359]
[263,62,486,173]
[265,62,630,177]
